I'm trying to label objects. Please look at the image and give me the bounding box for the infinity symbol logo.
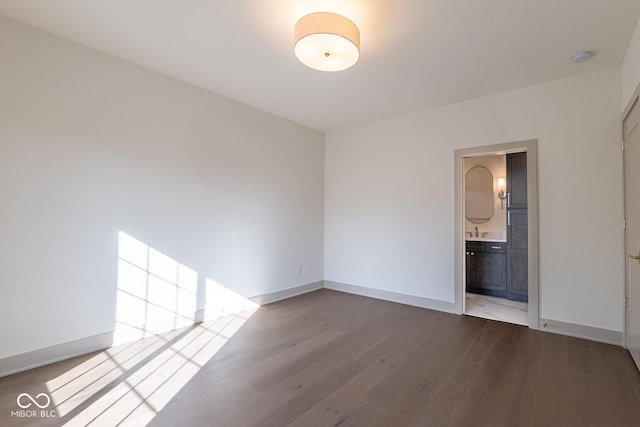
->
[16,393,51,409]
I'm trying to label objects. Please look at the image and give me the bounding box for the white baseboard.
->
[327,281,623,346]
[0,332,113,378]
[324,280,457,314]
[539,317,623,346]
[250,281,324,305]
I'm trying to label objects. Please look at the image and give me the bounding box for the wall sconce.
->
[498,177,506,209]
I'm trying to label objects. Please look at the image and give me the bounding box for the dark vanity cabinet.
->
[506,152,528,302]
[466,241,507,298]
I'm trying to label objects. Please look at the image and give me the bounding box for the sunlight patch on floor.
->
[44,231,259,426]
[46,308,257,426]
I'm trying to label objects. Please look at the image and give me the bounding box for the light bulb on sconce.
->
[497,177,506,209]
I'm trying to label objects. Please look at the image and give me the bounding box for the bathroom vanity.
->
[465,240,507,298]
[465,238,527,301]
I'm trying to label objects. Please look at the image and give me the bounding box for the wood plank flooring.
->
[1,289,640,426]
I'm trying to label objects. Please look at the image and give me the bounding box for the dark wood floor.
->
[2,289,640,426]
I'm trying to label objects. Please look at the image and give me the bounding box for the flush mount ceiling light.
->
[294,12,360,72]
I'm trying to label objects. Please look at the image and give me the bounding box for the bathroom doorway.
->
[454,140,539,329]
[464,153,527,325]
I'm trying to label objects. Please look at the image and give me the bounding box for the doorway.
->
[463,153,528,325]
[454,140,540,329]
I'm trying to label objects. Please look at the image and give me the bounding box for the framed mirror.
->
[465,166,494,224]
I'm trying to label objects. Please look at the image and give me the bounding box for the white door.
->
[624,97,640,371]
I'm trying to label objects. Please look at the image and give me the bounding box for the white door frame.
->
[622,87,640,351]
[454,140,540,329]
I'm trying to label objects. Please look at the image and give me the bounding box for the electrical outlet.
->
[297,265,303,275]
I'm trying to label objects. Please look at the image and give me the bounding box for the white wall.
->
[622,17,640,110]
[464,155,506,236]
[325,68,624,331]
[0,17,324,359]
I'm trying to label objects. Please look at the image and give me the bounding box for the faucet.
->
[474,226,478,237]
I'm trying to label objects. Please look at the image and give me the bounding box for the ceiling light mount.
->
[294,12,360,72]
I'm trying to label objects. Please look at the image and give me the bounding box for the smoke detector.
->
[572,51,594,64]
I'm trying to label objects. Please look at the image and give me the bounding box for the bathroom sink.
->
[465,231,506,242]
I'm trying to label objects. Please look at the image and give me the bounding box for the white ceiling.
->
[1,1,639,131]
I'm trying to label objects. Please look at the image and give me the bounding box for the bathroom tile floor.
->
[465,292,528,326]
